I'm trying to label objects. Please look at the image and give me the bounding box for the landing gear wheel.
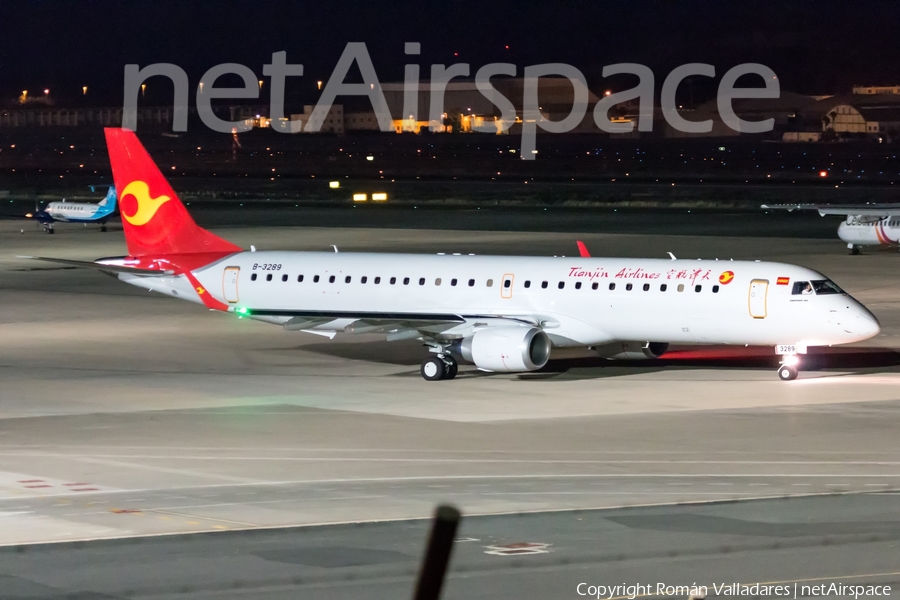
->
[443,356,458,380]
[850,245,860,256]
[421,357,446,381]
[777,364,799,381]
[47,227,55,235]
[100,225,108,232]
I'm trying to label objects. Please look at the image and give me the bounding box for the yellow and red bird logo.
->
[120,180,171,226]
[718,270,735,284]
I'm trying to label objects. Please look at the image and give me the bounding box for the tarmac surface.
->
[0,212,899,597]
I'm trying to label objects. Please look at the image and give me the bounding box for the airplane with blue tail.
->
[27,185,117,234]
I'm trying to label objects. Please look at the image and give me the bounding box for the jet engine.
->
[594,341,669,360]
[457,327,551,372]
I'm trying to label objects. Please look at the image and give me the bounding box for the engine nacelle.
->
[595,341,669,360]
[458,327,551,372]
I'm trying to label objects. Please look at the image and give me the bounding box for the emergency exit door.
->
[223,267,240,304]
[500,273,514,299]
[748,279,768,319]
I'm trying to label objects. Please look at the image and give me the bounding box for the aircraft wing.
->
[247,309,538,340]
[762,203,900,217]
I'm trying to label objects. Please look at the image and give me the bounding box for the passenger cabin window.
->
[792,281,814,296]
[609,283,616,290]
[374,277,381,284]
[541,281,548,289]
[642,283,650,291]
[486,279,493,287]
[266,274,273,282]
[251,273,257,281]
[677,284,684,292]
[361,276,368,284]
[345,276,351,283]
[625,283,633,291]
[314,275,320,283]
[713,285,720,293]
[524,280,531,288]
[695,285,702,292]
[390,277,397,285]
[558,282,565,289]
[592,282,599,290]
[282,274,288,282]
[403,277,410,285]
[660,284,667,291]
[435,278,442,286]
[451,278,458,286]
[419,277,425,285]
[575,282,582,290]
[297,275,304,282]
[468,279,475,287]
[329,275,335,283]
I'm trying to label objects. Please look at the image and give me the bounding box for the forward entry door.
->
[223,267,240,304]
[748,279,768,319]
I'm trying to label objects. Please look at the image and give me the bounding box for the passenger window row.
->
[247,272,719,293]
[249,273,495,287]
[522,280,720,293]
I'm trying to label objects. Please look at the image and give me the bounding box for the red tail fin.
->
[105,128,241,257]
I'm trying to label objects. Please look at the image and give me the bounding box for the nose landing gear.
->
[777,354,800,381]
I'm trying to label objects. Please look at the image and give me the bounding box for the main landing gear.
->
[43,224,55,235]
[777,354,800,381]
[848,243,861,255]
[420,354,458,381]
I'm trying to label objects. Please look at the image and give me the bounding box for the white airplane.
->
[27,185,117,234]
[762,203,900,254]
[24,129,881,382]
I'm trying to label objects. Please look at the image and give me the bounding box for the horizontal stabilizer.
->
[18,256,174,276]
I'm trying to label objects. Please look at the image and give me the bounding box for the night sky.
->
[3,0,900,106]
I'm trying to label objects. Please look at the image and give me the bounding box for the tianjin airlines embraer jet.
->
[25,129,881,381]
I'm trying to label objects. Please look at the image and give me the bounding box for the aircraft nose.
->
[854,305,881,339]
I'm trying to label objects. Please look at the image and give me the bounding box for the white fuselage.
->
[117,252,881,350]
[838,215,900,247]
[46,201,108,223]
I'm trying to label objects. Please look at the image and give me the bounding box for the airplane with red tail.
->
[22,129,881,381]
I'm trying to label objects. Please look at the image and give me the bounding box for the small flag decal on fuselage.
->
[776,277,790,285]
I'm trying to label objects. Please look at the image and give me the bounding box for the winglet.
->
[667,252,677,260]
[576,240,591,258]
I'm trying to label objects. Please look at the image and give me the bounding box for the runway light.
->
[372,192,388,201]
[819,171,828,177]
[329,181,340,189]
[353,193,368,202]
[366,155,374,161]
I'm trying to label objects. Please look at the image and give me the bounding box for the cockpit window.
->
[812,279,844,295]
[792,281,814,295]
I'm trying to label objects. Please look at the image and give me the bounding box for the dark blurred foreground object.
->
[412,505,462,600]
